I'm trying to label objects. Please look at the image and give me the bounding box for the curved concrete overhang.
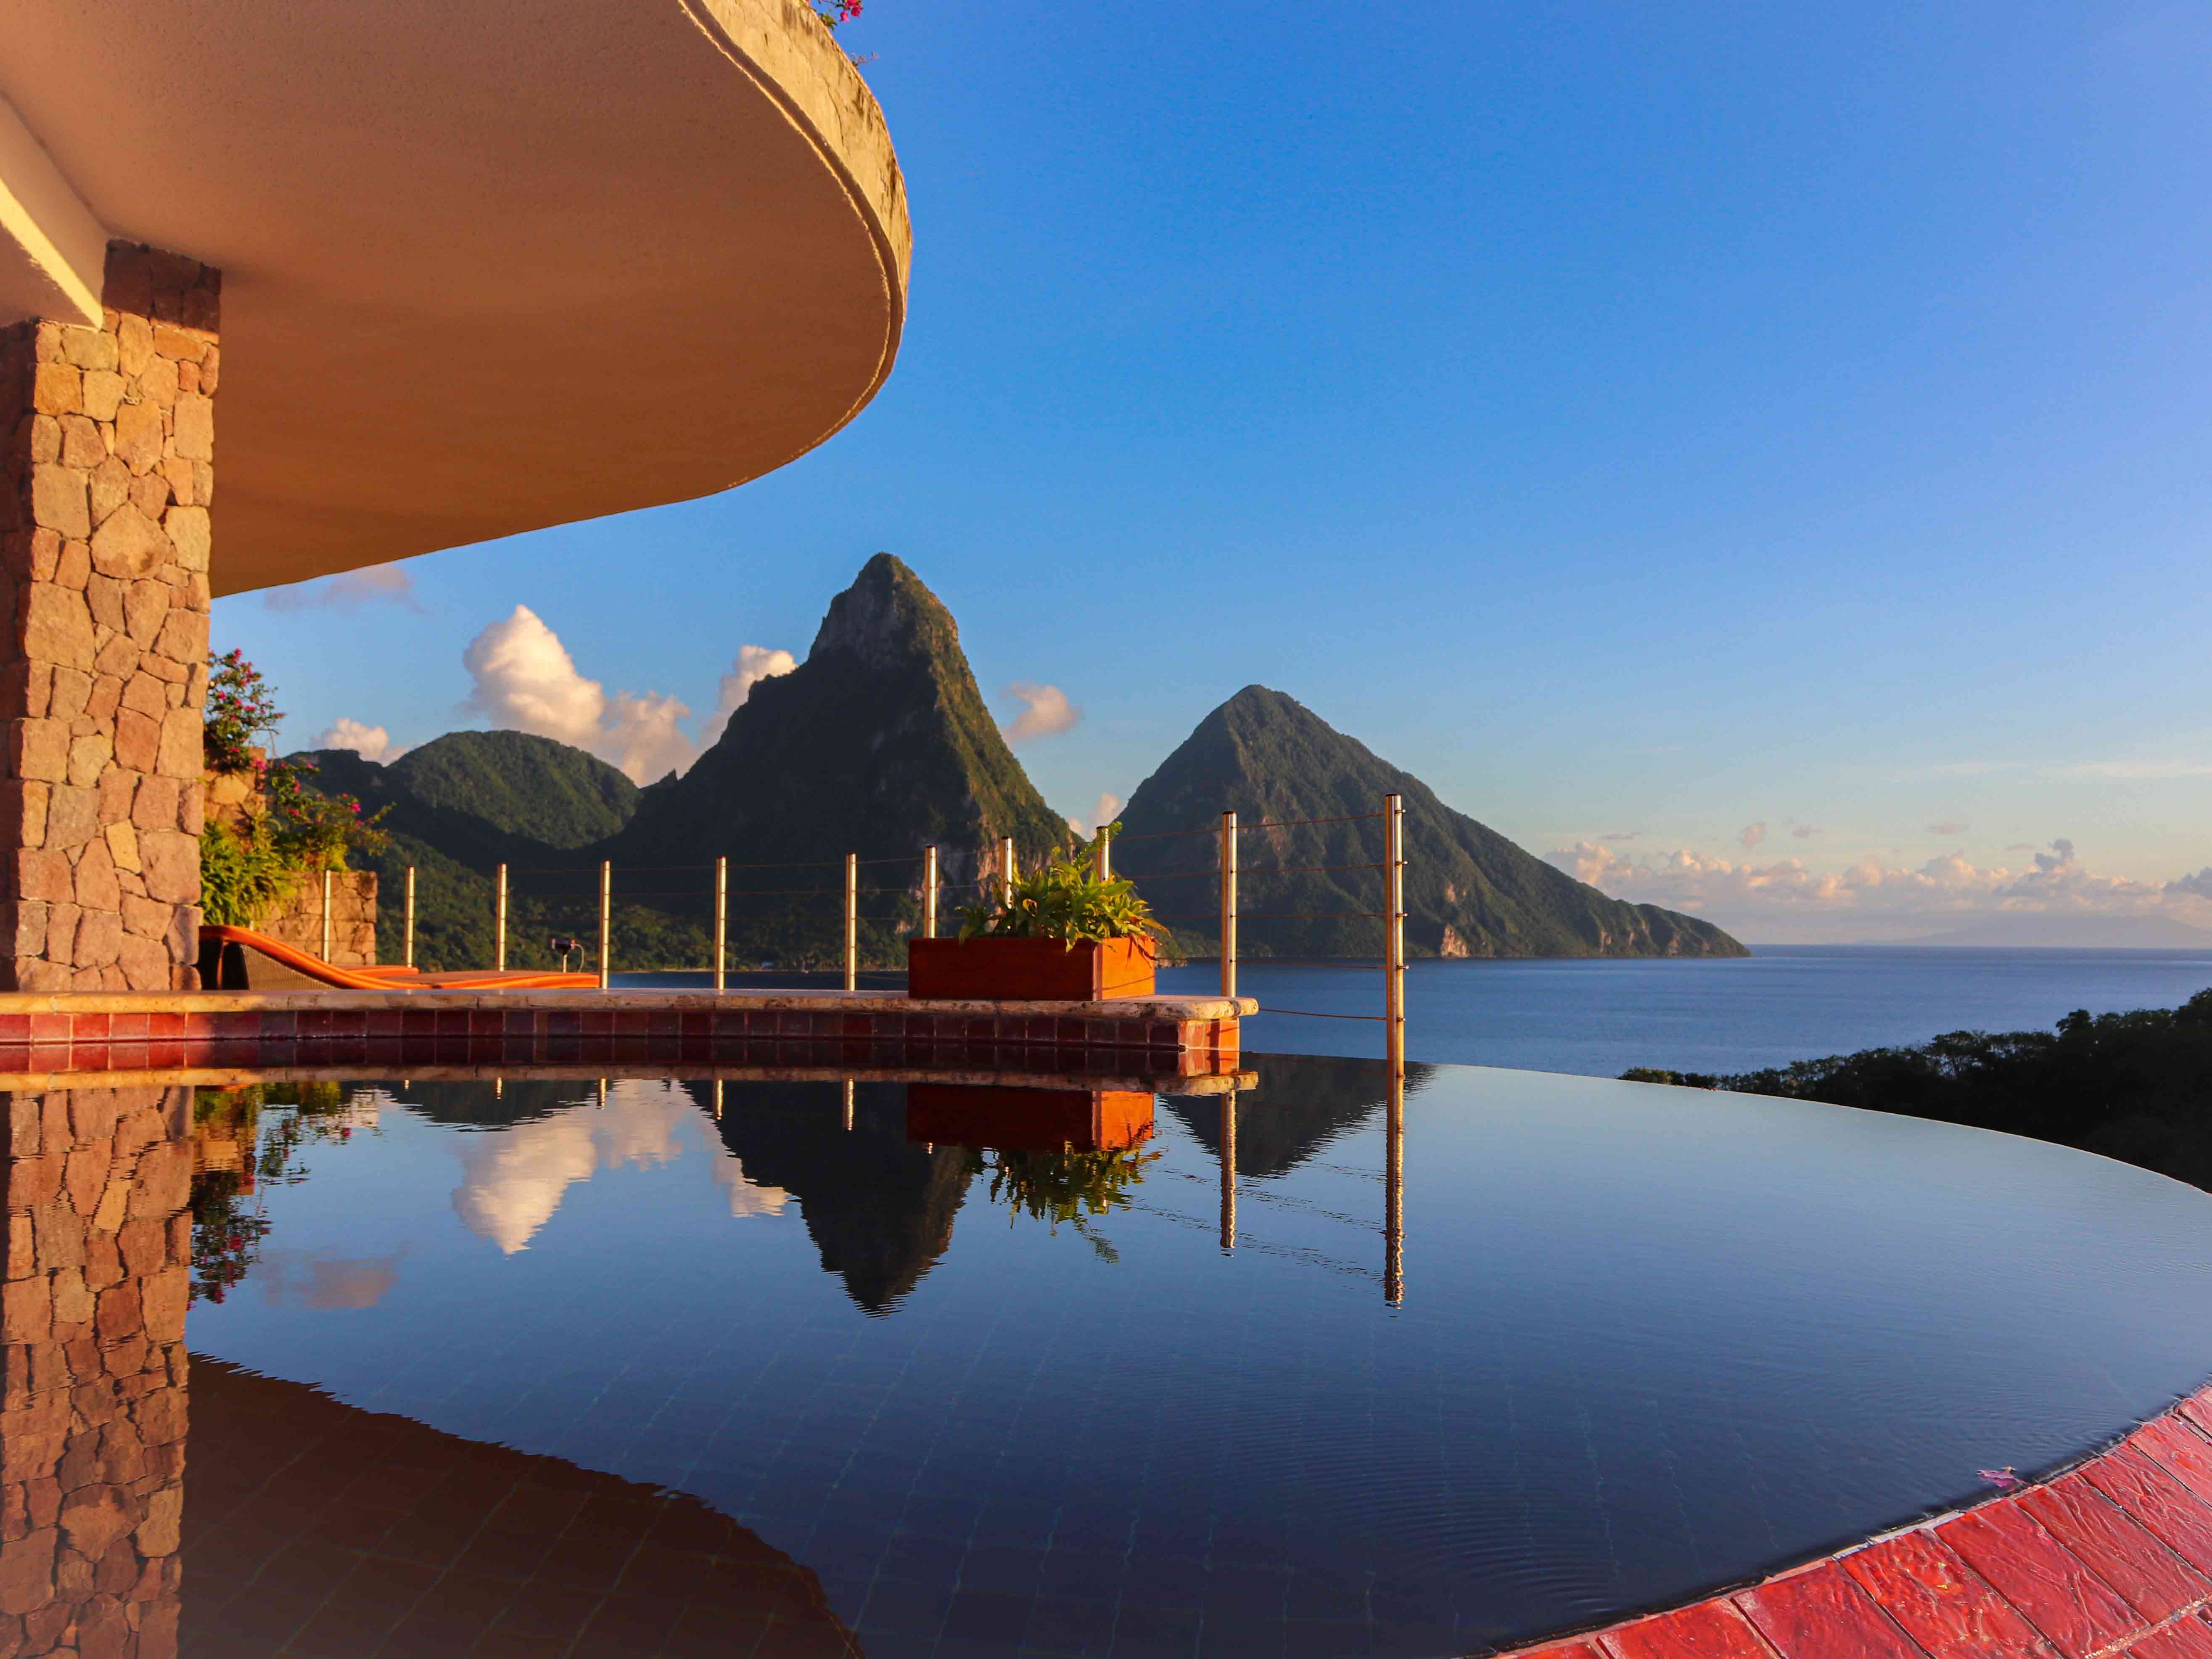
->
[0,0,910,595]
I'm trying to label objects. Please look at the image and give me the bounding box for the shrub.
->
[198,816,301,927]
[957,825,1173,953]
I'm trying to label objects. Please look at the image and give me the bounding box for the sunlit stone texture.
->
[0,246,217,991]
[0,1085,190,1658]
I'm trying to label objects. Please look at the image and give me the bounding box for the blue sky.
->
[214,2,2212,942]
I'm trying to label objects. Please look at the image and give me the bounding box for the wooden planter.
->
[906,1085,1156,1153]
[906,935,1157,1001]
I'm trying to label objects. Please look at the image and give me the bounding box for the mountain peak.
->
[808,552,958,673]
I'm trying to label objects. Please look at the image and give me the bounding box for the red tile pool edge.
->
[1501,1382,2212,1659]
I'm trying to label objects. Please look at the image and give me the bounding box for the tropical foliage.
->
[958,825,1172,952]
[968,1135,1161,1262]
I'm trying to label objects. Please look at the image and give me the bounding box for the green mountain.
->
[607,553,1070,955]
[1115,687,1749,960]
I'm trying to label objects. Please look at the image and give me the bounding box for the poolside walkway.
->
[1514,1380,2212,1659]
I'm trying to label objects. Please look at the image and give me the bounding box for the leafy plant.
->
[969,1133,1161,1263]
[268,756,389,871]
[198,816,301,927]
[957,824,1173,954]
[203,649,283,776]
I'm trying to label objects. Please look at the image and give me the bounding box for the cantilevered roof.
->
[0,0,910,595]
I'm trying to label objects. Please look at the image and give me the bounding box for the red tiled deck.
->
[1504,1383,2212,1659]
[0,988,1252,1083]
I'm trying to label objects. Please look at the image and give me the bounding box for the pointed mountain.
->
[612,554,1069,886]
[1116,687,1748,959]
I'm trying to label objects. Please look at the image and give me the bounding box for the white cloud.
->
[1738,822,1766,851]
[312,718,405,763]
[264,563,425,614]
[2045,760,2212,780]
[701,645,798,747]
[1067,792,1123,838]
[1548,837,2212,938]
[460,605,699,783]
[1002,681,1081,743]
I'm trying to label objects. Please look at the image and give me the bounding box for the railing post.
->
[1220,1086,1237,1252]
[1096,823,1112,884]
[844,853,858,992]
[494,862,507,972]
[403,865,416,969]
[922,845,938,940]
[1000,835,1015,898]
[714,856,727,992]
[843,1077,855,1131]
[1384,790,1405,1306]
[1219,810,1237,999]
[597,860,612,990]
[320,868,333,964]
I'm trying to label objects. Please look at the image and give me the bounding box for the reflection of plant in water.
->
[188,1083,378,1304]
[967,1133,1159,1263]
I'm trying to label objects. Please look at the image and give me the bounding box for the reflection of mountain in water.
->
[684,1080,973,1315]
[404,1080,788,1252]
[182,1356,860,1655]
[1167,1054,1434,1177]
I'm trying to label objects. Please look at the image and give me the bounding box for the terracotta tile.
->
[2134,1418,2212,1508]
[1600,1600,1779,1659]
[1938,1499,2145,1658]
[2179,1395,2212,1444]
[2022,1473,2210,1622]
[2121,1619,2212,1659]
[1514,1642,1607,1659]
[2086,1450,2212,1575]
[1839,1530,2055,1656]
[1733,1561,1919,1658]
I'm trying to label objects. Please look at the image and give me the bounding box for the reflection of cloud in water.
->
[257,1250,404,1310]
[450,1080,787,1252]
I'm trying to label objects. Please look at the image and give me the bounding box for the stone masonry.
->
[0,1086,189,1658]
[0,245,218,993]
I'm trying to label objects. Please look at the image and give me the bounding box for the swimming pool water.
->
[171,1058,2212,1655]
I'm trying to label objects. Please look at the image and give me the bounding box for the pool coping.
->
[1504,1379,2212,1659]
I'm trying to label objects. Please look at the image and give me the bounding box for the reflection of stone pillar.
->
[0,245,219,991]
[1,1086,191,1656]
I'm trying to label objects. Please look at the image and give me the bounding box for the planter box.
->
[906,936,1157,1001]
[906,1085,1156,1153]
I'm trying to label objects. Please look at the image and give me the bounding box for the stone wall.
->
[0,244,219,992]
[259,871,377,968]
[0,1086,189,1657]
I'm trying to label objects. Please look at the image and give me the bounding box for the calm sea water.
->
[1158,946,2212,1076]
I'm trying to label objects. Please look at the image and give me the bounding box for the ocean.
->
[1155,946,2212,1077]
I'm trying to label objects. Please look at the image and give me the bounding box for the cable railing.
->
[389,791,1411,1073]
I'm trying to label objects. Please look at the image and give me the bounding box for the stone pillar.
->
[0,1086,190,1657]
[0,244,217,991]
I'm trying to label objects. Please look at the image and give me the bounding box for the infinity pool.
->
[71,1059,2212,1654]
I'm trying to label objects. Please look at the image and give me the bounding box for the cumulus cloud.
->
[1738,823,1766,851]
[1927,822,1969,837]
[1791,825,1821,840]
[461,605,696,783]
[1002,681,1080,743]
[312,718,405,763]
[1548,837,2212,936]
[700,646,797,747]
[1067,793,1123,838]
[264,563,426,614]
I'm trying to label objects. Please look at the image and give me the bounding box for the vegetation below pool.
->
[1626,988,2212,1188]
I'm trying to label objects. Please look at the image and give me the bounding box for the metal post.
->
[714,856,727,992]
[320,868,333,963]
[494,863,507,972]
[843,853,858,991]
[1385,793,1405,1076]
[1220,1088,1237,1252]
[1096,823,1112,884]
[1220,810,1238,999]
[922,845,938,939]
[403,866,416,969]
[843,1078,855,1131]
[597,861,612,990]
[1386,1064,1404,1306]
[1000,835,1015,897]
[712,1078,723,1120]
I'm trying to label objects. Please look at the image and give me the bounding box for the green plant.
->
[203,649,282,776]
[268,756,389,871]
[198,816,301,927]
[957,824,1173,953]
[969,1134,1161,1262]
